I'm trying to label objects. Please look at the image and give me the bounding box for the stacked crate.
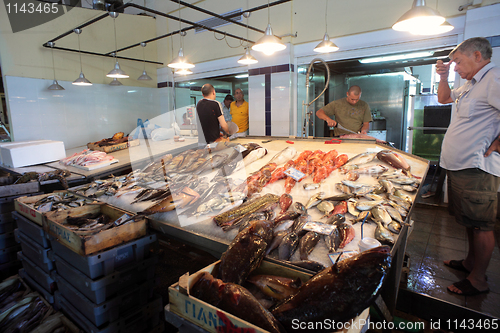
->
[13,210,57,304]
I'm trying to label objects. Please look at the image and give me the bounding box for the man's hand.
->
[436,60,451,80]
[485,137,500,157]
[326,118,337,127]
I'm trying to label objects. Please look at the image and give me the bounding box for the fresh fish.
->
[384,205,403,223]
[376,150,411,171]
[326,230,340,252]
[235,147,268,171]
[292,214,311,236]
[387,194,411,211]
[191,272,285,333]
[388,177,419,185]
[396,184,418,192]
[337,223,355,248]
[379,179,394,194]
[341,180,366,188]
[388,201,408,217]
[271,247,392,331]
[182,157,208,174]
[288,260,326,272]
[329,201,348,216]
[266,230,289,255]
[205,153,230,172]
[394,189,413,204]
[317,201,334,218]
[323,193,355,202]
[364,193,385,201]
[303,182,320,190]
[278,232,299,260]
[268,147,298,165]
[345,170,360,181]
[273,211,300,225]
[247,275,302,301]
[273,220,295,235]
[345,152,377,166]
[237,211,273,232]
[353,211,372,224]
[353,185,376,196]
[374,220,395,245]
[37,202,53,213]
[326,213,346,225]
[299,231,320,260]
[372,206,392,224]
[356,199,384,211]
[336,183,352,194]
[279,193,293,214]
[218,220,274,284]
[293,202,307,215]
[214,194,279,228]
[387,221,402,234]
[347,198,360,217]
[355,164,389,175]
[305,192,325,209]
[139,195,176,215]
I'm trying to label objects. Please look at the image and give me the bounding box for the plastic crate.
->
[54,253,157,304]
[0,214,15,234]
[55,274,154,327]
[0,231,16,249]
[56,293,162,333]
[15,229,55,273]
[0,244,21,265]
[12,211,51,248]
[18,251,57,294]
[49,233,157,279]
[19,268,55,304]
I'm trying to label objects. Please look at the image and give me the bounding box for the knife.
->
[335,122,359,134]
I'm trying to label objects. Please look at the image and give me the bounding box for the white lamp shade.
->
[107,61,129,78]
[313,33,339,53]
[175,68,193,75]
[72,72,92,86]
[392,0,445,32]
[251,24,286,55]
[168,48,195,69]
[238,49,258,65]
[410,21,454,35]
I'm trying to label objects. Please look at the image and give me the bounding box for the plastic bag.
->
[151,128,175,141]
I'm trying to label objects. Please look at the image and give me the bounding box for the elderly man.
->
[436,37,500,296]
[316,85,372,136]
[196,84,229,145]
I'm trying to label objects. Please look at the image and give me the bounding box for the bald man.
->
[316,85,372,136]
[196,84,229,145]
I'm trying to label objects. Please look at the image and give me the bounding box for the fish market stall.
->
[78,136,428,320]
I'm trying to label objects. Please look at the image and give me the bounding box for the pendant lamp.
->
[72,29,92,86]
[47,42,64,90]
[409,1,453,35]
[314,0,339,53]
[238,11,258,65]
[251,0,286,56]
[175,68,193,75]
[109,78,123,86]
[107,12,129,79]
[137,42,153,80]
[392,0,445,32]
[168,1,195,70]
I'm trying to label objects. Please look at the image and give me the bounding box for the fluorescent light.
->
[359,51,434,64]
[235,74,249,78]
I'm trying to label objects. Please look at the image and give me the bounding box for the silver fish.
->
[347,198,359,217]
[388,201,408,217]
[387,221,401,234]
[364,193,385,201]
[374,220,395,245]
[387,194,411,210]
[336,183,352,194]
[266,230,288,255]
[355,164,389,175]
[273,220,295,235]
[353,211,371,224]
[305,192,325,209]
[356,199,384,211]
[378,179,394,194]
[396,185,418,192]
[235,148,268,171]
[317,201,334,218]
[384,205,403,223]
[341,180,366,188]
[303,182,320,190]
[371,206,392,224]
[293,214,311,236]
[345,152,377,166]
[269,147,298,165]
[394,189,413,204]
[353,186,376,196]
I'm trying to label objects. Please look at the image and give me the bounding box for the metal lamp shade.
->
[107,61,129,78]
[175,68,193,75]
[137,70,153,81]
[392,0,445,32]
[251,24,286,55]
[109,78,123,86]
[72,72,92,86]
[238,49,258,65]
[410,20,454,35]
[48,79,65,90]
[313,33,339,53]
[168,48,195,69]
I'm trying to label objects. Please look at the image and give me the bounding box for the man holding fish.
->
[436,37,500,296]
[196,84,230,145]
[316,85,372,136]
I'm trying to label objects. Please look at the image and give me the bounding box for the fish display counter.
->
[75,136,428,318]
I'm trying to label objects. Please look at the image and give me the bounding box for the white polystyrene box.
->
[0,140,66,168]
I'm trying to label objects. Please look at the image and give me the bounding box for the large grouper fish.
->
[191,272,286,333]
[271,246,392,332]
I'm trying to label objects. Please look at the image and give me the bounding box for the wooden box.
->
[0,181,40,199]
[15,191,92,226]
[44,204,146,256]
[87,139,139,153]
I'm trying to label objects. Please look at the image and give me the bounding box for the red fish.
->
[279,193,293,214]
[329,200,347,216]
[284,177,296,194]
[324,149,339,161]
[334,154,349,167]
[338,223,355,248]
[312,165,328,183]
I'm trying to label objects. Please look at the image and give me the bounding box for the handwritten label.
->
[284,168,305,181]
[303,221,336,235]
[49,223,72,244]
[16,202,37,218]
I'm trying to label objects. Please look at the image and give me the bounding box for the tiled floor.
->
[404,203,500,318]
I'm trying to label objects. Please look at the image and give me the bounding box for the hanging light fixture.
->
[168,1,195,69]
[314,0,339,53]
[409,0,453,35]
[72,29,92,86]
[175,68,193,75]
[107,12,129,79]
[47,42,64,90]
[238,11,258,65]
[392,0,445,32]
[251,0,286,56]
[109,78,123,86]
[137,42,153,80]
